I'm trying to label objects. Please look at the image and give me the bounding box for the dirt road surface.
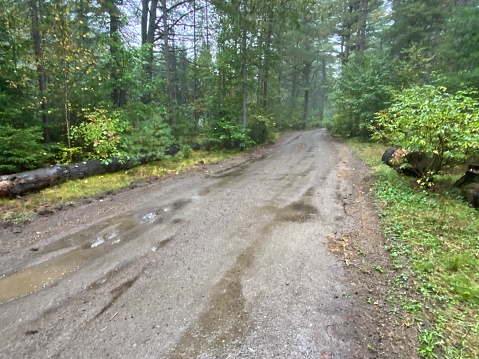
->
[0,130,418,358]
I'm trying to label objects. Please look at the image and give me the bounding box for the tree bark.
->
[357,0,368,53]
[241,26,248,130]
[193,0,199,129]
[302,61,311,130]
[262,10,274,109]
[30,0,50,143]
[0,157,152,198]
[142,0,158,103]
[161,0,175,126]
[318,56,327,122]
[108,0,127,106]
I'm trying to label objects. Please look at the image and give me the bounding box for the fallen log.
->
[0,165,69,197]
[0,156,152,198]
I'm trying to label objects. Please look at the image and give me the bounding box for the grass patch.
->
[348,139,479,359]
[0,150,240,224]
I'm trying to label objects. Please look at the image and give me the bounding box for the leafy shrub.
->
[372,86,479,182]
[248,110,277,144]
[204,118,255,150]
[0,125,49,175]
[70,107,130,161]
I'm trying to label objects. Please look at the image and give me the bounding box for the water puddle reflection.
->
[0,198,192,305]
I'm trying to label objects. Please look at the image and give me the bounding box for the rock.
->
[463,183,479,208]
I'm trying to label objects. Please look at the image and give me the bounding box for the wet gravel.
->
[0,130,418,358]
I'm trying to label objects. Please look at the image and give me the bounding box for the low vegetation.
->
[372,86,479,184]
[349,140,479,359]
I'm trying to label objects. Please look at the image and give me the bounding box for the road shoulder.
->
[332,141,419,358]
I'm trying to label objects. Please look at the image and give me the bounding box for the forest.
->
[1,0,478,175]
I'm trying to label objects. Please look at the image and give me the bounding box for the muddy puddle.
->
[0,199,191,305]
[276,202,318,222]
[261,201,318,223]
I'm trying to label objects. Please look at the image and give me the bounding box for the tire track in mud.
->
[168,187,323,358]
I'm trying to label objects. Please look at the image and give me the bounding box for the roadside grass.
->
[348,139,479,359]
[0,150,239,224]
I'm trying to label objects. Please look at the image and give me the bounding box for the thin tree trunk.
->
[241,25,247,130]
[205,1,210,48]
[291,70,299,109]
[193,0,198,130]
[171,34,178,104]
[161,0,175,126]
[302,62,311,130]
[109,0,126,106]
[142,0,158,103]
[262,13,273,109]
[257,36,262,106]
[357,0,368,53]
[302,88,310,130]
[318,56,327,122]
[65,70,71,150]
[30,0,50,143]
[141,0,148,44]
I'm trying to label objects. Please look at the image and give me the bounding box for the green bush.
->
[372,85,479,182]
[0,125,49,175]
[204,118,255,150]
[70,107,130,161]
[121,103,174,159]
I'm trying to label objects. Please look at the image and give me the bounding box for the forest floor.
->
[0,129,418,358]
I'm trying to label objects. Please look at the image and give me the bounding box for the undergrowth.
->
[0,150,239,224]
[349,139,479,359]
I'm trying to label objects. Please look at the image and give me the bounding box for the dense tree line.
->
[329,0,479,139]
[1,0,478,175]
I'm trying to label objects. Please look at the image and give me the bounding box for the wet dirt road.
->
[1,130,364,358]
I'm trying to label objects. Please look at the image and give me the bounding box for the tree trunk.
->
[30,0,50,143]
[193,0,199,130]
[141,0,148,44]
[108,0,127,106]
[291,69,299,109]
[142,0,158,103]
[357,0,368,53]
[262,12,273,109]
[302,62,311,130]
[161,0,175,126]
[318,57,327,122]
[241,25,248,130]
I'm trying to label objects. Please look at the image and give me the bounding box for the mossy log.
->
[0,157,150,198]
